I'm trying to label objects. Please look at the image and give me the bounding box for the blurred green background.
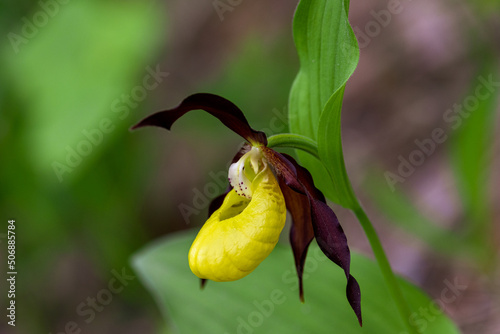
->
[0,0,499,333]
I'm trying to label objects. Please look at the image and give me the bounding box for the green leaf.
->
[289,0,359,208]
[133,231,459,334]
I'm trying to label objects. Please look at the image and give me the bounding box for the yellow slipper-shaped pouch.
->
[188,166,286,281]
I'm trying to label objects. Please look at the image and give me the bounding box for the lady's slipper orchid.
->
[132,93,362,325]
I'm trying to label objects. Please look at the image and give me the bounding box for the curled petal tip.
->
[129,122,142,131]
[130,110,174,132]
[130,93,267,145]
[347,275,362,326]
[299,289,305,303]
[262,149,303,192]
[130,120,149,131]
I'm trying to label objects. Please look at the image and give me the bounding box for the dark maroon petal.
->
[279,154,362,326]
[279,177,314,302]
[347,274,362,325]
[310,198,362,326]
[280,153,324,201]
[310,200,349,275]
[262,148,303,192]
[131,93,267,145]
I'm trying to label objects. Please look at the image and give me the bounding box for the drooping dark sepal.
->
[280,154,324,200]
[131,93,267,145]
[278,153,362,326]
[310,198,362,326]
[262,148,303,192]
[278,177,314,302]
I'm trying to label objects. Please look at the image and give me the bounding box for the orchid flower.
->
[132,93,362,325]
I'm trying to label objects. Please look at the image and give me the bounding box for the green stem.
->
[354,205,416,334]
[267,134,415,333]
[267,134,320,160]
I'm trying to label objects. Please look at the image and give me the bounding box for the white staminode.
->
[228,146,265,199]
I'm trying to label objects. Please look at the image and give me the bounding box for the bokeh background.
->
[1,0,499,333]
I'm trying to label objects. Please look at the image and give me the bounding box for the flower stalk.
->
[267,134,320,160]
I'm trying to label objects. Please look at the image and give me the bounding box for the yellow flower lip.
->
[188,165,286,282]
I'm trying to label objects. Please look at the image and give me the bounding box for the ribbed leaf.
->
[289,0,359,208]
